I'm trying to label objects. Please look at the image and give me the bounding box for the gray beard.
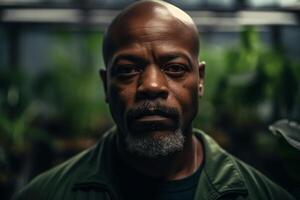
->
[124,129,185,158]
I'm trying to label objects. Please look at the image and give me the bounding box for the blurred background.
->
[0,0,299,199]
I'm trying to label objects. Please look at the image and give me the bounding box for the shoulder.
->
[13,147,94,200]
[230,156,295,199]
[13,128,117,200]
[194,129,295,200]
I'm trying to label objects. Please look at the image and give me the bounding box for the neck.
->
[117,129,203,181]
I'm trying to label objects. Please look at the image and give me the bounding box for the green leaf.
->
[269,119,300,150]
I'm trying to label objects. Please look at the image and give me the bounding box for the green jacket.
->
[14,128,295,200]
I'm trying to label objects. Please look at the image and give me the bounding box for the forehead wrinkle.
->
[124,30,176,44]
[114,22,196,49]
[127,21,190,33]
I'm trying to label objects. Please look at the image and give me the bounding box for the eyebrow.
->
[156,52,194,70]
[110,55,147,67]
[158,53,191,64]
[110,52,193,68]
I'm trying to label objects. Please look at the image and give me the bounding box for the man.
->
[14,1,295,200]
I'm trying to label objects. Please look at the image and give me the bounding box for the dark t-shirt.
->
[116,158,202,200]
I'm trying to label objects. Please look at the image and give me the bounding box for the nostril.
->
[136,84,168,100]
[136,65,169,100]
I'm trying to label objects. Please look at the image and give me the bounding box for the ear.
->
[198,61,205,97]
[99,69,108,103]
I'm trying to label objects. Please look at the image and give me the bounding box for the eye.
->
[115,65,141,77]
[163,64,187,76]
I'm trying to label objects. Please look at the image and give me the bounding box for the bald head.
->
[103,0,199,67]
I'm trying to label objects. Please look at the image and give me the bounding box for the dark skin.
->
[101,0,205,181]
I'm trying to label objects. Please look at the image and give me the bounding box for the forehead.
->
[107,18,198,64]
[118,10,195,40]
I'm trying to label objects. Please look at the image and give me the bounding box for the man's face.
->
[101,15,204,157]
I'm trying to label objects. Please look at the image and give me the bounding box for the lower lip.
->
[129,115,176,132]
[135,115,171,122]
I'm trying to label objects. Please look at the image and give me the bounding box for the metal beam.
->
[0,8,299,28]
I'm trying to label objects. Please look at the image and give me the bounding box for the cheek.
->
[108,83,134,132]
[170,76,199,123]
[108,81,136,116]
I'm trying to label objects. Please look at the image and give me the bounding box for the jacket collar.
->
[72,128,248,200]
[193,129,248,200]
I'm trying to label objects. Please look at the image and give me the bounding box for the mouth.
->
[126,102,180,134]
[135,114,173,123]
[128,113,178,133]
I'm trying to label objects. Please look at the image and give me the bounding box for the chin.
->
[124,128,185,158]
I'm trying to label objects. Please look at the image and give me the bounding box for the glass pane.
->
[20,31,53,75]
[279,0,299,7]
[0,0,72,6]
[94,0,135,9]
[0,27,8,70]
[248,0,299,8]
[247,0,278,8]
[169,0,235,9]
[281,26,300,60]
[1,0,42,4]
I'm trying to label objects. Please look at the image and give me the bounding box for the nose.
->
[136,65,169,100]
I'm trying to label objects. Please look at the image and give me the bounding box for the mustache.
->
[126,101,179,120]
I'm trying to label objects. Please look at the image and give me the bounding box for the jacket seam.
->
[203,167,221,200]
